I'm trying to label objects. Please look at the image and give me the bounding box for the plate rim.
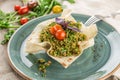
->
[7,13,120,80]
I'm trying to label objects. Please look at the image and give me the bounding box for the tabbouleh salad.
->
[40,19,87,57]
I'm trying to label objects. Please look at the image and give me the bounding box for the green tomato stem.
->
[5,26,19,28]
[44,0,54,15]
[9,20,20,24]
[8,12,17,21]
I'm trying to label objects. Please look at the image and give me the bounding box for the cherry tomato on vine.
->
[27,0,38,9]
[14,5,21,11]
[52,5,63,13]
[20,18,28,25]
[18,6,29,15]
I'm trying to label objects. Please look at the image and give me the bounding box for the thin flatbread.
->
[25,10,98,68]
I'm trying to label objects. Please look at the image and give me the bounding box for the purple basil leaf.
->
[55,17,81,32]
[55,18,69,29]
[68,26,81,32]
[62,22,69,29]
[55,18,64,25]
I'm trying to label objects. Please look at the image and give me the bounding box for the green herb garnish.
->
[38,58,52,77]
[1,30,15,45]
[67,0,75,3]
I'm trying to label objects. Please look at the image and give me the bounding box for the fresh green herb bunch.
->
[1,30,15,45]
[0,10,37,45]
[67,0,75,3]
[33,0,61,16]
[0,10,19,45]
[0,10,19,29]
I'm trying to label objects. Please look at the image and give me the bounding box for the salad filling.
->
[40,21,87,57]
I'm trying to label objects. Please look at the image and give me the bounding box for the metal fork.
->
[84,15,105,26]
[84,11,120,26]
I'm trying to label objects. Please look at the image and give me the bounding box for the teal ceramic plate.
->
[8,14,120,80]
